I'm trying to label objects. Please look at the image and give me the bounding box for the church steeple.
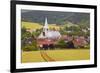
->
[38,17,61,39]
[43,17,49,35]
[43,17,48,29]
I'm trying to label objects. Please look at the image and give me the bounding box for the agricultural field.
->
[45,49,90,61]
[22,49,90,63]
[21,21,60,30]
[21,51,45,63]
[21,21,43,30]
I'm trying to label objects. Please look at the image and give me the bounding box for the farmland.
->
[21,51,44,63]
[21,21,60,30]
[22,49,90,63]
[21,21,43,30]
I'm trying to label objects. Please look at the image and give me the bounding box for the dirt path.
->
[40,51,55,62]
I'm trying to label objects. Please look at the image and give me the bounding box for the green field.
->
[45,49,90,61]
[21,21,43,30]
[21,21,60,30]
[22,49,90,63]
[21,51,44,63]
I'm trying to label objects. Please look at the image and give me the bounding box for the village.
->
[21,18,90,51]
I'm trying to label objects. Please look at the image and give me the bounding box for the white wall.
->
[0,0,99,73]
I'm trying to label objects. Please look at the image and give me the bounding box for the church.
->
[37,18,61,50]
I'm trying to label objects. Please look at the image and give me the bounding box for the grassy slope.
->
[22,51,44,63]
[45,49,90,61]
[22,49,90,63]
[21,21,60,30]
[21,21,43,30]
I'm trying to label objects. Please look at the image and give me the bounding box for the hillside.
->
[21,21,43,30]
[21,21,60,30]
[21,10,90,25]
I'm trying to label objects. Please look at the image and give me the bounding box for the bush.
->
[22,45,38,51]
[22,41,38,51]
[84,44,90,49]
[55,40,67,48]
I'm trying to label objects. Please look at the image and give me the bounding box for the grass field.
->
[22,49,90,63]
[45,49,90,61]
[22,51,45,63]
[21,21,60,30]
[21,21,43,30]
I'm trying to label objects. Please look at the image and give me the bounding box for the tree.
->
[21,27,38,51]
[21,27,32,40]
[56,39,67,48]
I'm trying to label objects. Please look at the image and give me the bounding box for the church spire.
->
[42,17,49,37]
[44,17,48,29]
[38,17,61,39]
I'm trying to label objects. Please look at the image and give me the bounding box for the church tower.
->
[43,17,49,36]
[38,17,61,39]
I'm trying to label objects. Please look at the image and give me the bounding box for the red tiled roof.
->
[37,39,54,45]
